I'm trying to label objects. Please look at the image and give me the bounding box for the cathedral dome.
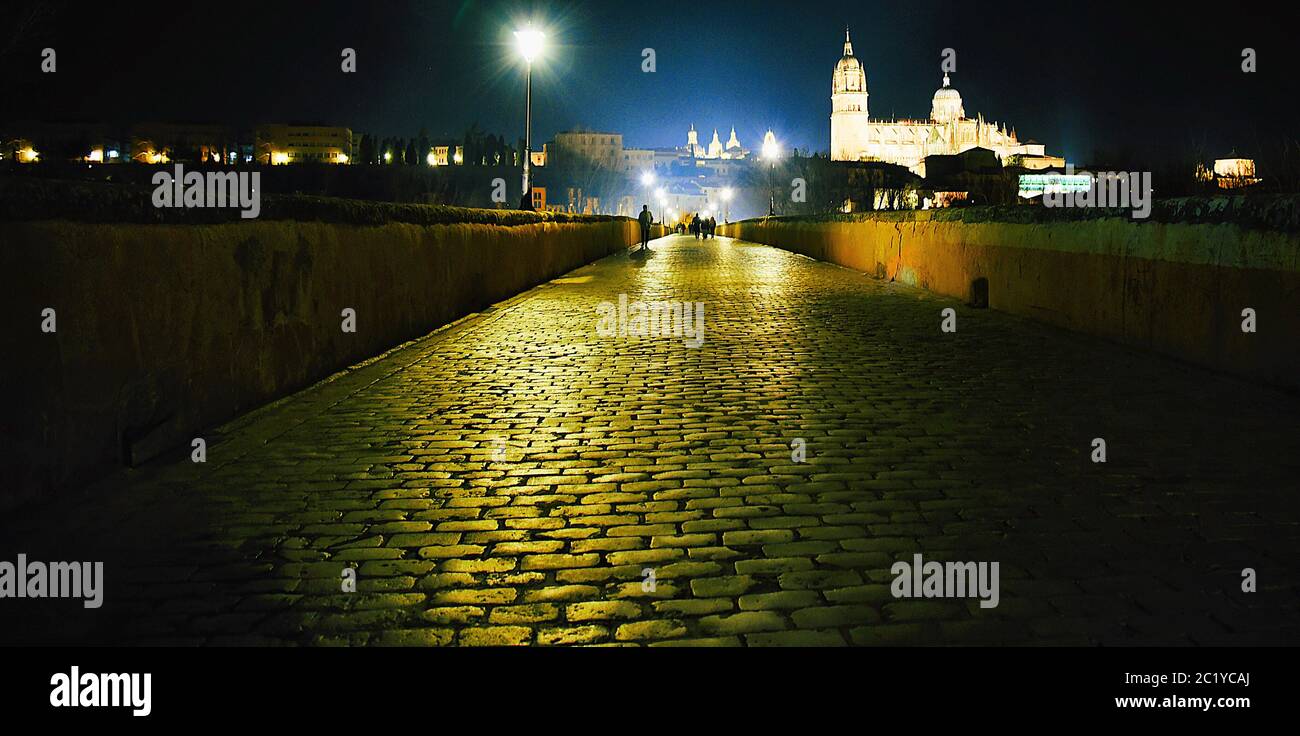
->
[931,74,965,123]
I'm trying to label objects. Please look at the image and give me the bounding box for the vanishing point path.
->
[5,233,1299,646]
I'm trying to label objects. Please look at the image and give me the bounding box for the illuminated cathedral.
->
[830,29,1049,173]
[686,124,749,160]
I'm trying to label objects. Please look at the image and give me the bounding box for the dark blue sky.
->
[4,0,1290,165]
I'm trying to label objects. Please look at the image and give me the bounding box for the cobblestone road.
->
[5,234,1299,646]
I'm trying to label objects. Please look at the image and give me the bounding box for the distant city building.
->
[1006,142,1066,171]
[830,29,1053,174]
[2,122,125,163]
[3,138,39,163]
[622,147,654,172]
[551,130,624,170]
[428,144,466,166]
[131,122,236,164]
[1198,157,1261,189]
[541,126,764,216]
[255,124,352,165]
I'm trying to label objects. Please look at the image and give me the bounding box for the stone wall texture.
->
[2,218,640,509]
[722,208,1299,393]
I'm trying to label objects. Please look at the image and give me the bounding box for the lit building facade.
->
[1197,158,1261,189]
[427,145,465,166]
[255,124,352,165]
[830,29,1048,173]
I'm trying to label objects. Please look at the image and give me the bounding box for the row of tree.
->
[354,123,519,168]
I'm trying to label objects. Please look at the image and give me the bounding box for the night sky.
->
[3,0,1292,165]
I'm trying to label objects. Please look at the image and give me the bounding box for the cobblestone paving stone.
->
[4,234,1299,646]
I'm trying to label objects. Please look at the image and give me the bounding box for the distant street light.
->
[640,172,656,220]
[514,25,546,210]
[722,187,734,223]
[762,130,781,216]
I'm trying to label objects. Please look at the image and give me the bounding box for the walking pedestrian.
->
[637,204,653,252]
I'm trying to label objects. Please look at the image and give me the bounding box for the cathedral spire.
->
[844,27,853,57]
[942,72,951,87]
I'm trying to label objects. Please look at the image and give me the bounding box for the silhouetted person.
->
[637,205,653,251]
[708,216,717,238]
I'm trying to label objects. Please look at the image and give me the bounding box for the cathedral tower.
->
[831,28,871,161]
[708,129,724,159]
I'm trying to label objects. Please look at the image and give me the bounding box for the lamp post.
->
[722,187,734,223]
[514,25,545,210]
[762,131,780,217]
[640,171,656,220]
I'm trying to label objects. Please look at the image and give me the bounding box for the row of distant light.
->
[638,172,733,221]
[15,20,530,169]
[12,26,760,174]
[8,147,345,165]
[15,146,484,167]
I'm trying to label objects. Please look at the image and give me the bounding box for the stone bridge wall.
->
[722,200,1300,393]
[1,216,639,509]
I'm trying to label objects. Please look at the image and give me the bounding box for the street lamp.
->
[762,130,780,216]
[722,187,734,223]
[639,171,656,220]
[514,25,545,210]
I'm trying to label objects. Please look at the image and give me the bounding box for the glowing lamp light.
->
[762,133,780,161]
[722,187,734,201]
[271,151,290,165]
[426,152,438,166]
[514,26,545,64]
[384,151,393,163]
[337,153,349,164]
[641,172,656,187]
